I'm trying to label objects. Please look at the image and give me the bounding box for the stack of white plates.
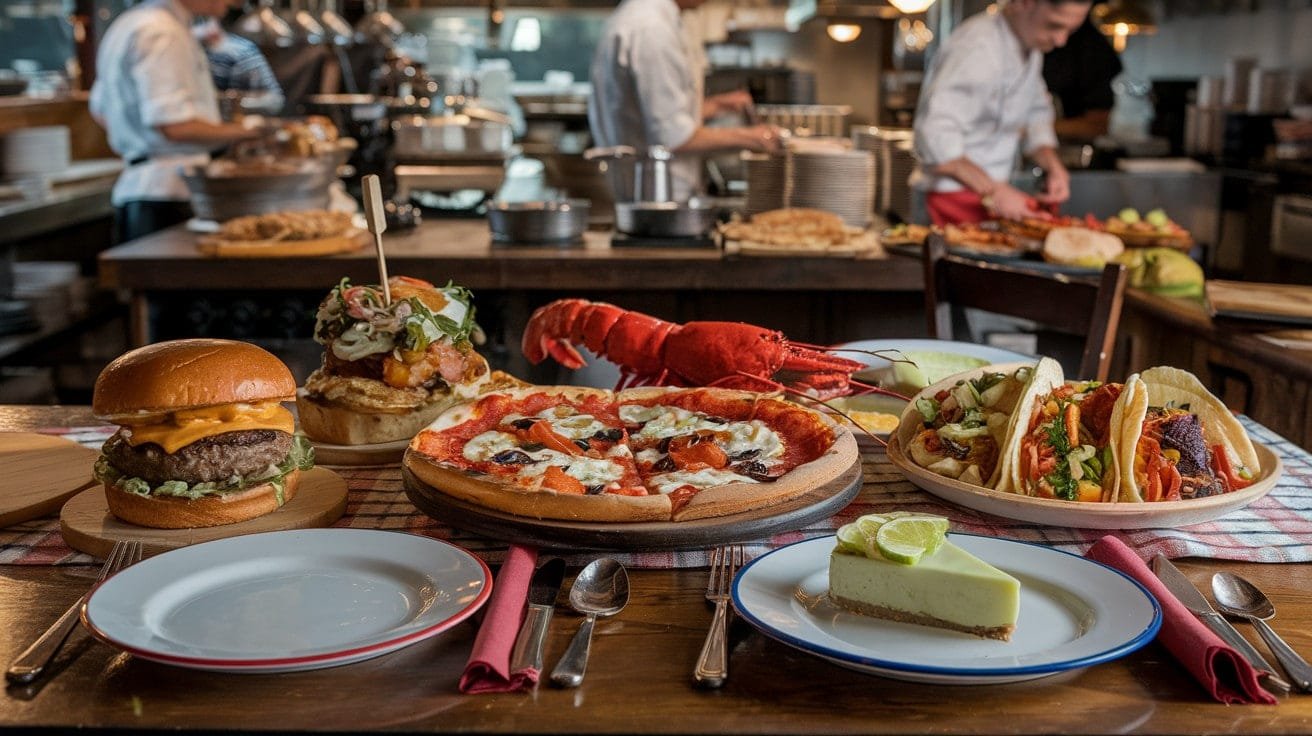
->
[853,126,916,222]
[742,151,786,216]
[785,149,874,228]
[0,125,70,180]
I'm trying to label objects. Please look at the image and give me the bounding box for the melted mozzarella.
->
[504,406,609,440]
[645,468,758,495]
[619,404,783,460]
[464,431,520,462]
[465,429,629,489]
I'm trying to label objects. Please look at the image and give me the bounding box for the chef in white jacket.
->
[589,0,783,202]
[90,0,257,241]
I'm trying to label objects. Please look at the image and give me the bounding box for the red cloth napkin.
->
[1086,536,1278,705]
[459,544,540,693]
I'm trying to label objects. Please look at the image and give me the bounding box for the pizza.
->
[942,224,1021,255]
[404,386,859,523]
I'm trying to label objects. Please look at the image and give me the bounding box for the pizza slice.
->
[407,387,670,522]
[617,388,858,521]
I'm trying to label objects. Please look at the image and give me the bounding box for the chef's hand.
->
[705,89,756,119]
[1036,163,1071,206]
[745,124,785,153]
[982,183,1048,221]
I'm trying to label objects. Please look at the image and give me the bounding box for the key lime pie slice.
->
[828,513,1021,641]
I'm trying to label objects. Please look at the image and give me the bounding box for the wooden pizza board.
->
[402,457,863,551]
[0,433,100,528]
[196,229,369,258]
[59,467,348,558]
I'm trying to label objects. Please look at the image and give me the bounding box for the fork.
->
[6,540,143,684]
[694,545,744,688]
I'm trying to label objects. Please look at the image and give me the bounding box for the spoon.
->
[550,558,629,688]
[1212,572,1312,692]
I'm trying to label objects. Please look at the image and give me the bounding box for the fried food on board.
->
[720,208,856,247]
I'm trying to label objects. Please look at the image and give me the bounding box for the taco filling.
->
[907,366,1033,487]
[1016,381,1123,502]
[1131,405,1254,502]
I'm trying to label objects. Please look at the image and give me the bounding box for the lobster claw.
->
[522,299,590,369]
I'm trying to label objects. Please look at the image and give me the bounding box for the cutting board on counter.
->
[59,466,348,558]
[196,229,369,258]
[1206,280,1312,325]
[0,433,99,527]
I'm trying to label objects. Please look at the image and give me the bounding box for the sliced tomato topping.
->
[526,420,582,456]
[667,437,728,472]
[542,465,585,494]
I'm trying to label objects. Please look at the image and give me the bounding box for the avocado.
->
[1145,208,1169,227]
[1118,208,1141,224]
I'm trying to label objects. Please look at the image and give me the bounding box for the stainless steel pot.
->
[488,200,590,244]
[584,145,673,203]
[392,114,513,161]
[614,201,717,238]
[182,161,335,222]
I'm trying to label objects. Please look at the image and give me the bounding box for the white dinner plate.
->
[185,218,220,233]
[83,529,492,673]
[732,534,1161,685]
[834,338,1033,382]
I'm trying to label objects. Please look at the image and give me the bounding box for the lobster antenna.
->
[362,174,391,304]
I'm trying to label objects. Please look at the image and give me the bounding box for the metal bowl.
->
[488,200,591,245]
[614,201,719,238]
[181,161,335,222]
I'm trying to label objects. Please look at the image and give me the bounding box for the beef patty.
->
[102,429,293,485]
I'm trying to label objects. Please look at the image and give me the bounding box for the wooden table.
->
[3,405,1312,733]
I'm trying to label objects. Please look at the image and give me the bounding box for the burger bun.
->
[1042,227,1125,268]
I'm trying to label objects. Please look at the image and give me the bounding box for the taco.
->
[1112,367,1260,502]
[1011,378,1127,502]
[903,358,1062,489]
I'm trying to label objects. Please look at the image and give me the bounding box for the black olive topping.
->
[658,436,673,453]
[653,455,676,472]
[729,448,761,462]
[492,449,535,465]
[573,439,592,452]
[585,484,606,495]
[521,442,545,452]
[733,460,776,482]
[593,428,625,442]
[703,415,730,425]
[509,418,536,430]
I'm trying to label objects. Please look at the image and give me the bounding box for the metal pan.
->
[488,200,590,245]
[614,201,718,238]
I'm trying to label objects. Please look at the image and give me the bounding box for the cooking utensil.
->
[181,161,335,221]
[694,545,744,688]
[1212,572,1312,691]
[391,114,513,161]
[550,558,629,688]
[1151,555,1291,693]
[584,145,673,203]
[510,558,566,674]
[614,201,718,239]
[6,540,142,684]
[488,200,590,245]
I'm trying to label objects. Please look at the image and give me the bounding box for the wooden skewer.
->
[361,174,391,304]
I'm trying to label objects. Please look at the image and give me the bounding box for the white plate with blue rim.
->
[732,534,1161,685]
[82,529,492,673]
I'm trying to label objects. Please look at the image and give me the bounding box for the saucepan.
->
[488,199,591,245]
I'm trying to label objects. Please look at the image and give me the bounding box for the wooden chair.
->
[922,234,1129,382]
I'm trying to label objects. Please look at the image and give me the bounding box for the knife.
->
[510,558,565,674]
[1151,555,1292,694]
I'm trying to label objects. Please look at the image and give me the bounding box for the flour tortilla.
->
[1115,367,1260,502]
[996,357,1065,494]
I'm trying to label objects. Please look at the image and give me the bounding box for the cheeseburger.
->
[297,276,497,445]
[92,339,314,529]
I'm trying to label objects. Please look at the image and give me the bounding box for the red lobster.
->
[521,299,868,399]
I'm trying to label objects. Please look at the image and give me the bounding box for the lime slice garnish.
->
[835,523,866,554]
[875,517,950,565]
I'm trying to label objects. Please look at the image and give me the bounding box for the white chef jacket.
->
[588,0,703,201]
[89,0,221,205]
[911,10,1058,193]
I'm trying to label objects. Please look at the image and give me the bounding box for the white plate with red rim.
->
[82,529,491,673]
[732,534,1161,685]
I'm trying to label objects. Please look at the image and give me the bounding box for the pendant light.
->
[826,23,862,42]
[1093,0,1157,52]
[888,0,936,13]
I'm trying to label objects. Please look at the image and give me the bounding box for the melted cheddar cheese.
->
[120,402,294,454]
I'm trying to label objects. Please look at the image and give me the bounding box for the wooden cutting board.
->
[196,229,369,258]
[1207,280,1312,324]
[59,466,348,558]
[0,433,99,528]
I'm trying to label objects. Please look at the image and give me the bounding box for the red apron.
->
[926,191,989,226]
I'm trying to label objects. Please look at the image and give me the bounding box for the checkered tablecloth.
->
[3,417,1310,568]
